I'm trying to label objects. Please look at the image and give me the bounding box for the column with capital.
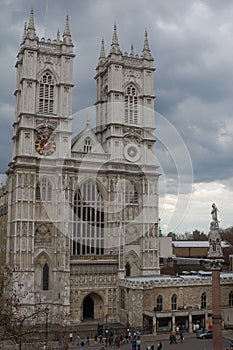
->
[207,203,223,350]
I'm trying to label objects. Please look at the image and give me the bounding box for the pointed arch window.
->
[43,263,49,290]
[201,292,207,309]
[83,137,93,153]
[39,72,54,114]
[171,294,177,310]
[229,291,233,306]
[124,84,138,125]
[157,295,163,311]
[73,181,105,256]
[36,177,52,202]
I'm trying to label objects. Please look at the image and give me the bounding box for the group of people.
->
[64,330,164,350]
[169,329,184,344]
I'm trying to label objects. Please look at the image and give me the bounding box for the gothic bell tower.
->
[95,25,155,162]
[95,26,160,275]
[13,9,74,161]
[6,9,75,318]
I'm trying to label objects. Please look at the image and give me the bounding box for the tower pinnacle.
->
[142,30,153,60]
[110,24,121,54]
[57,29,60,42]
[98,38,106,65]
[63,15,73,45]
[26,8,36,40]
[21,22,27,45]
[130,44,134,57]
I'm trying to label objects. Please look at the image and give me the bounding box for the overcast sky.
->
[1,0,233,235]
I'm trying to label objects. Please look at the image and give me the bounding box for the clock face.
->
[35,134,56,156]
[124,143,141,162]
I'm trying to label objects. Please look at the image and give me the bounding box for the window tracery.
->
[73,181,104,256]
[124,84,138,124]
[39,72,54,114]
[36,177,52,202]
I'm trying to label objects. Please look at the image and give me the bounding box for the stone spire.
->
[21,22,27,45]
[100,38,106,59]
[57,29,60,42]
[63,15,73,45]
[130,44,134,57]
[98,38,106,65]
[26,8,36,40]
[110,24,121,54]
[142,30,153,60]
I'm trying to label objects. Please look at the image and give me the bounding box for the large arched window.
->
[36,177,52,202]
[171,294,177,310]
[72,181,104,256]
[39,72,54,114]
[201,292,207,309]
[124,84,138,124]
[43,263,49,290]
[157,295,163,311]
[229,291,233,306]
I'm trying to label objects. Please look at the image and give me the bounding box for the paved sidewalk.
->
[64,329,233,350]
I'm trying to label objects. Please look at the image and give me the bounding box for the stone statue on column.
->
[208,203,223,259]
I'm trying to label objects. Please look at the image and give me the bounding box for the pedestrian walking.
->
[180,331,184,343]
[76,334,81,346]
[131,339,136,350]
[173,334,177,344]
[80,341,85,350]
[86,335,90,345]
[69,331,73,343]
[136,337,141,350]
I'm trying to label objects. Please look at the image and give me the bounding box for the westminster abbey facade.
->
[5,9,160,327]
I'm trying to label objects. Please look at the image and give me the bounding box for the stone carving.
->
[208,203,223,259]
[211,203,219,222]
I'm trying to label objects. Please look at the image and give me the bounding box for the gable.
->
[71,127,105,154]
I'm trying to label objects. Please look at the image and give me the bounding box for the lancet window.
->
[157,295,163,311]
[39,72,55,114]
[83,137,93,153]
[43,263,49,290]
[124,84,138,124]
[36,177,52,202]
[201,292,207,308]
[171,294,177,310]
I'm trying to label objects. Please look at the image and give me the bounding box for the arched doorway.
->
[83,295,94,319]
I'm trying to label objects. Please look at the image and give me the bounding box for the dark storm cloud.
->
[1,0,233,201]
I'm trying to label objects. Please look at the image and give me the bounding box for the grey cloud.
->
[1,0,233,200]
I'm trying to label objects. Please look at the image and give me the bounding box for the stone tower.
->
[94,26,160,276]
[6,9,75,317]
